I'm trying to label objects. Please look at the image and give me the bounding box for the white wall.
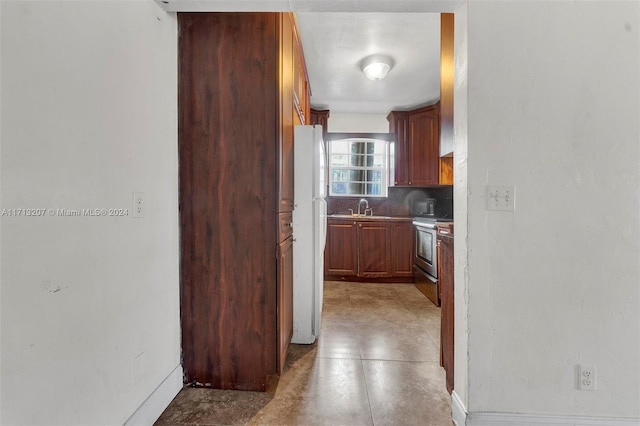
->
[452,2,469,410]
[0,1,180,424]
[464,0,640,418]
[327,112,390,133]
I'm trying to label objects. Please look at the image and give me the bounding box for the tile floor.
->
[155,281,453,426]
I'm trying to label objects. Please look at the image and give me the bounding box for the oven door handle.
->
[412,221,437,229]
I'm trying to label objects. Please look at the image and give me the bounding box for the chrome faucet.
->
[357,198,369,216]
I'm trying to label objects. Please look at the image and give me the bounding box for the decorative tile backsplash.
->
[327,186,453,218]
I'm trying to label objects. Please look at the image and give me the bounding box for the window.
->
[328,137,392,197]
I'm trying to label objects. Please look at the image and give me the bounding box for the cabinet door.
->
[357,222,391,278]
[278,13,295,212]
[438,234,454,394]
[387,111,409,186]
[409,107,440,186]
[293,40,307,125]
[390,222,414,277]
[277,235,293,373]
[324,220,357,277]
[179,12,279,391]
[310,108,330,141]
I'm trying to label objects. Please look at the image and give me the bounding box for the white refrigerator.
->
[291,125,327,344]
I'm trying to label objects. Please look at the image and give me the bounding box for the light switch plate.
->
[487,185,516,211]
[132,191,145,218]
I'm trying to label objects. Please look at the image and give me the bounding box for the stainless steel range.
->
[412,198,452,306]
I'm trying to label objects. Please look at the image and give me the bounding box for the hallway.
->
[155,281,452,425]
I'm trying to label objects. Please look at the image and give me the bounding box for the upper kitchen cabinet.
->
[387,103,441,187]
[408,104,440,186]
[310,108,330,141]
[178,12,307,392]
[292,20,310,126]
[439,13,455,185]
[386,111,410,186]
[279,13,295,212]
[386,13,455,188]
[439,13,455,158]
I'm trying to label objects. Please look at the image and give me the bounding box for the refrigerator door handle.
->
[320,198,328,251]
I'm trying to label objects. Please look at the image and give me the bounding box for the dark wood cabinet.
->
[293,44,308,125]
[438,14,455,185]
[324,219,358,277]
[279,13,295,213]
[277,211,293,373]
[357,221,392,278]
[310,108,330,140]
[437,222,454,394]
[277,235,294,373]
[409,106,440,186]
[440,13,455,158]
[325,217,413,281]
[292,17,309,126]
[387,103,441,187]
[390,221,414,278]
[386,111,410,186]
[178,12,303,392]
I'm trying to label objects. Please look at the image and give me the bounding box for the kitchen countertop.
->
[328,214,413,222]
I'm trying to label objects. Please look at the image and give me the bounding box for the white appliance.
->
[291,125,327,344]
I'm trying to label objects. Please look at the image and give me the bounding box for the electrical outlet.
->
[487,185,516,211]
[578,364,596,391]
[132,192,145,218]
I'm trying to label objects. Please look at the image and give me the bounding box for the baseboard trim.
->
[124,364,183,426]
[451,390,467,426]
[467,412,640,426]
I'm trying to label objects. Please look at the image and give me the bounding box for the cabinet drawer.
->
[278,212,293,242]
[436,222,454,237]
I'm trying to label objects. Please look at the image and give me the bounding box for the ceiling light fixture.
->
[360,54,394,81]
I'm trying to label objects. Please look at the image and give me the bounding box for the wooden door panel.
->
[179,12,280,392]
[278,13,294,212]
[438,231,454,394]
[409,107,440,186]
[391,222,414,277]
[358,222,391,278]
[324,220,357,277]
[387,111,409,186]
[277,236,294,373]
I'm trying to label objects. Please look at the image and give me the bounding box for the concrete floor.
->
[155,281,453,426]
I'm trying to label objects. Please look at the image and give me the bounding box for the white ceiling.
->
[156,0,454,114]
[296,13,441,113]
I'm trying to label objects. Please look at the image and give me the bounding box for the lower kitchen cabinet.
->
[324,219,358,276]
[437,222,454,394]
[277,235,293,373]
[390,221,414,277]
[325,217,413,281]
[357,221,392,278]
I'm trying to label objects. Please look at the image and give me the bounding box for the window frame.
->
[326,132,396,198]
